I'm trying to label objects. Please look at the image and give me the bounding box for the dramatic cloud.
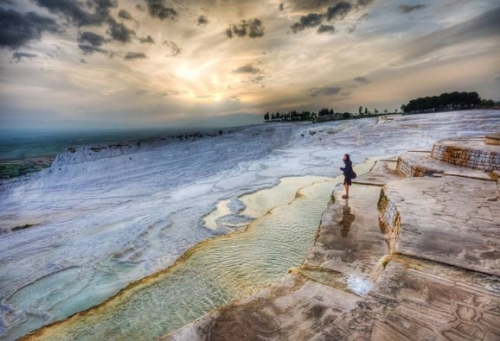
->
[78,31,105,46]
[197,15,208,26]
[226,19,265,38]
[1,0,499,132]
[144,0,178,21]
[291,13,324,33]
[326,2,353,21]
[11,52,37,62]
[398,4,427,14]
[124,51,146,60]
[233,64,261,74]
[164,41,181,56]
[0,9,59,49]
[354,76,370,85]
[107,19,135,43]
[118,9,133,20]
[33,0,117,26]
[78,44,108,55]
[139,35,154,44]
[317,24,335,34]
[402,6,500,61]
[291,0,372,33]
[308,86,342,97]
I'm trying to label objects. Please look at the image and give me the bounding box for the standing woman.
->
[340,154,353,199]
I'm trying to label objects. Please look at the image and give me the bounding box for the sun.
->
[175,63,202,82]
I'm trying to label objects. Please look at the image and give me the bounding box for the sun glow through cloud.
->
[0,0,499,131]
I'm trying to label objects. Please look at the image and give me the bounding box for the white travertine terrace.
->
[1,110,500,340]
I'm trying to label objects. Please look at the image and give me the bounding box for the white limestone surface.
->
[0,110,499,340]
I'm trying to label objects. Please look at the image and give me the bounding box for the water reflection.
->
[340,202,355,238]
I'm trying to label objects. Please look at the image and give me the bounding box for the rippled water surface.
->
[28,177,335,340]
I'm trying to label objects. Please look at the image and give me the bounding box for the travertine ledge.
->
[378,176,500,276]
[431,138,500,170]
[165,138,500,341]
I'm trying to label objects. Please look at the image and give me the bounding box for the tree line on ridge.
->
[263,91,497,122]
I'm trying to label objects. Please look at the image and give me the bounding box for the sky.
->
[0,0,499,131]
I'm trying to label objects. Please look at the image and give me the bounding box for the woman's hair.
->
[344,153,351,162]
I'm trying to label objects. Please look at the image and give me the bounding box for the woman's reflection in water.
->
[340,201,355,238]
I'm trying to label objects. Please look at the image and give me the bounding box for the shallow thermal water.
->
[27,177,335,341]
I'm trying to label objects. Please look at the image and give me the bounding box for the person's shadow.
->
[340,202,355,238]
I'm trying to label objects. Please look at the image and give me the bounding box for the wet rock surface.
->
[165,140,500,341]
[305,185,388,278]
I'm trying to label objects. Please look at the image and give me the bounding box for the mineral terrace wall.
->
[431,138,500,170]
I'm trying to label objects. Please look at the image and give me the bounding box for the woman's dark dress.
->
[340,160,353,185]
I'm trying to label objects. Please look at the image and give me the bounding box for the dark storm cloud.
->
[78,44,108,55]
[139,35,154,43]
[78,31,105,46]
[226,19,265,38]
[233,64,261,74]
[124,51,146,60]
[144,0,178,20]
[326,2,352,21]
[291,0,373,33]
[286,0,373,12]
[291,13,324,33]
[164,41,181,56]
[0,9,59,49]
[317,24,335,34]
[402,6,500,61]
[354,76,370,85]
[248,19,265,38]
[118,9,133,20]
[33,0,117,26]
[398,4,427,14]
[31,0,138,48]
[107,19,135,43]
[11,52,37,62]
[197,15,208,26]
[308,86,341,97]
[33,0,94,25]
